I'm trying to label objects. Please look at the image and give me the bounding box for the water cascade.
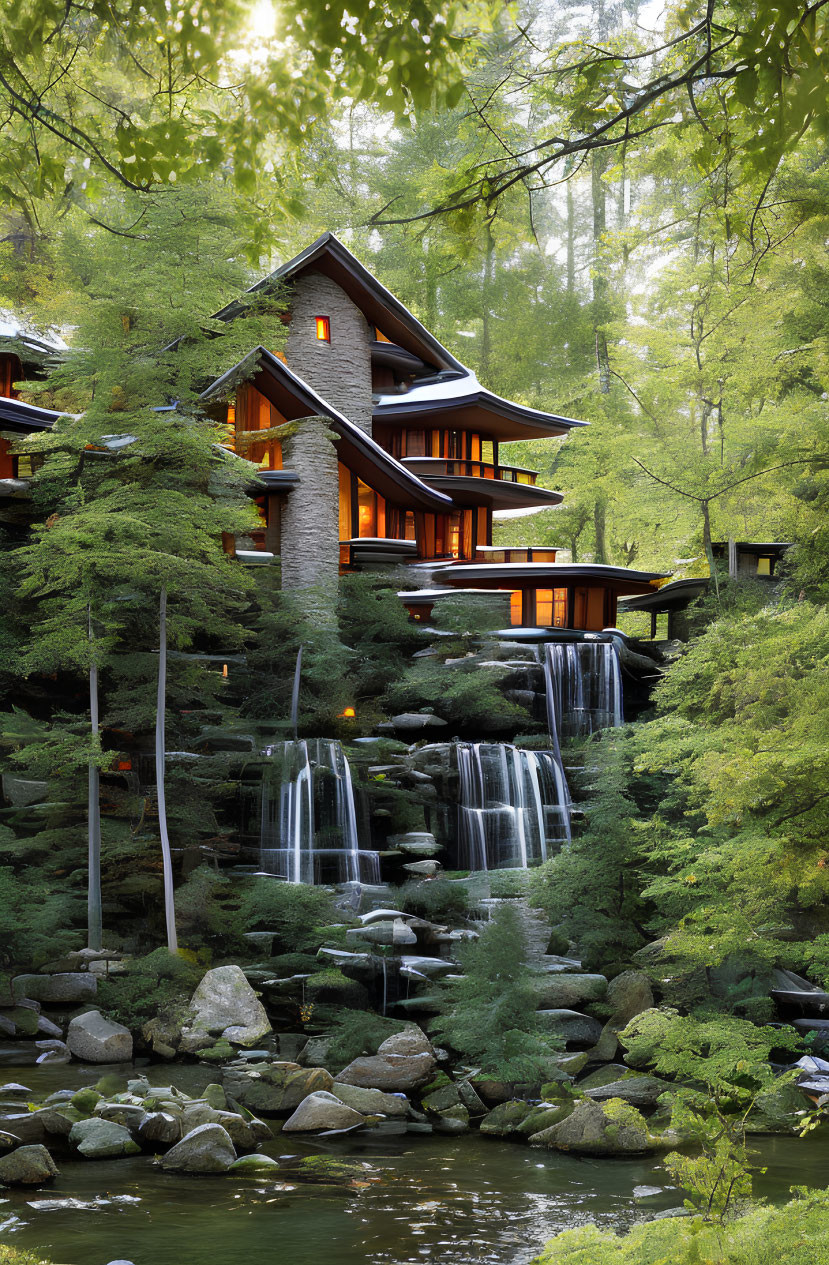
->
[259,739,380,885]
[544,640,623,741]
[456,743,571,871]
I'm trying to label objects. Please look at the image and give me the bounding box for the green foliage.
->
[383,657,530,733]
[530,735,646,971]
[338,572,429,698]
[237,879,342,952]
[532,1187,829,1265]
[620,1009,801,1218]
[394,878,471,921]
[432,903,559,1082]
[96,948,202,1029]
[0,866,83,966]
[323,1009,407,1073]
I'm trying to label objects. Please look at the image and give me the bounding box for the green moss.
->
[198,1038,235,1062]
[294,1156,374,1184]
[0,1249,57,1265]
[70,1087,103,1116]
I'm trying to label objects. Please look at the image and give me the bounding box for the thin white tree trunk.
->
[87,608,102,951]
[156,587,178,953]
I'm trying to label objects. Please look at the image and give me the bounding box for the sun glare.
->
[248,0,277,42]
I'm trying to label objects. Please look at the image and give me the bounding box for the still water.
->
[0,1060,825,1265]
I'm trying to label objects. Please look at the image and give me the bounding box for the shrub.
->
[531,1188,829,1265]
[97,948,203,1029]
[0,865,83,967]
[323,1009,407,1072]
[237,878,343,952]
[395,877,471,921]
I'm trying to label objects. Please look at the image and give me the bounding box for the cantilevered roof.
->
[213,231,462,375]
[431,561,670,596]
[374,368,587,440]
[0,395,71,432]
[201,348,452,513]
[619,577,709,613]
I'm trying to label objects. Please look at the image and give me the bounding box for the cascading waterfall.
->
[544,640,623,741]
[456,743,571,871]
[259,739,380,885]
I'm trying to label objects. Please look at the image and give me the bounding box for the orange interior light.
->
[117,760,132,771]
[339,706,356,719]
[222,663,229,679]
[315,316,331,342]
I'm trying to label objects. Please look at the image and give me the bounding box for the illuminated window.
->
[757,556,772,576]
[357,480,377,536]
[510,591,523,626]
[535,589,568,627]
[315,316,331,342]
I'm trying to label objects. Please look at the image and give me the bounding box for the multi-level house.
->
[0,233,668,625]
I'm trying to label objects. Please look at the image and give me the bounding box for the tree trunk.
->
[594,499,609,564]
[87,609,102,952]
[566,183,575,296]
[156,587,178,953]
[480,225,495,384]
[701,500,720,599]
[592,150,611,395]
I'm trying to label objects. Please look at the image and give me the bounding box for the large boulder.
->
[584,1075,673,1108]
[13,973,97,1005]
[222,1064,333,1115]
[67,1011,133,1063]
[334,1027,436,1092]
[529,1098,655,1155]
[536,974,608,1010]
[184,966,271,1048]
[330,1084,408,1117]
[139,1112,182,1145]
[282,1091,366,1133]
[537,1010,603,1046]
[0,1113,47,1146]
[69,1118,140,1159]
[0,1144,58,1186]
[479,1101,534,1136]
[589,970,655,1061]
[161,1123,237,1173]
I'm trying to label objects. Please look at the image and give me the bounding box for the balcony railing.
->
[400,457,538,485]
[473,546,559,563]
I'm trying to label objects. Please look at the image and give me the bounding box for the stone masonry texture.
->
[285,271,374,435]
[280,416,340,623]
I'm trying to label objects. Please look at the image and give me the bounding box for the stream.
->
[1,1060,827,1265]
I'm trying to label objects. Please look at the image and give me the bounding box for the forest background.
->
[0,1,828,1253]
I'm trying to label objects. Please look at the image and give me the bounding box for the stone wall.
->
[280,416,340,623]
[285,271,374,435]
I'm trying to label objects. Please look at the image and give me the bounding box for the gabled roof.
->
[201,348,453,513]
[374,368,587,440]
[213,232,464,375]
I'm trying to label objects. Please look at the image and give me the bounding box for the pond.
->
[0,1060,825,1265]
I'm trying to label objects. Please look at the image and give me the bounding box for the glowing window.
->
[757,556,772,576]
[510,591,523,626]
[315,316,331,342]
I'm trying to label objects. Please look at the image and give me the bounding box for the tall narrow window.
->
[315,316,331,342]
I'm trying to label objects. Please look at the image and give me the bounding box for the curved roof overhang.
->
[373,387,587,441]
[213,232,460,374]
[412,474,563,511]
[431,561,670,596]
[0,395,70,432]
[201,348,452,514]
[619,577,709,613]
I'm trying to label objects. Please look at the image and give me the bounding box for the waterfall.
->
[456,743,571,871]
[260,739,381,885]
[544,641,623,741]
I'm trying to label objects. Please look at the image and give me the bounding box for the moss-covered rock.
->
[529,1097,658,1155]
[69,1087,102,1116]
[479,1100,534,1136]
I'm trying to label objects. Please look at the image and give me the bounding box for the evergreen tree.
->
[432,903,558,1082]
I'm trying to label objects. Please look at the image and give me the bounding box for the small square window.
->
[315,316,331,342]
